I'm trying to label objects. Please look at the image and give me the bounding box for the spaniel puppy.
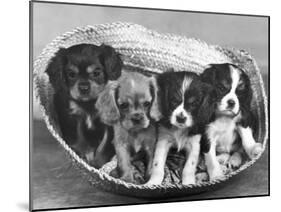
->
[146,71,215,185]
[46,43,122,168]
[200,63,263,180]
[96,71,161,183]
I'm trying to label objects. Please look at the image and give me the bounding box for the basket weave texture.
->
[33,22,268,197]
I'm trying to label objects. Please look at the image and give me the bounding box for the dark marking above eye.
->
[187,96,197,104]
[143,101,151,107]
[237,81,245,90]
[119,102,129,110]
[67,71,77,79]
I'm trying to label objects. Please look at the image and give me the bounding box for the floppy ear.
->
[149,76,162,121]
[200,64,217,85]
[45,48,67,91]
[96,81,120,125]
[197,83,216,126]
[100,44,123,81]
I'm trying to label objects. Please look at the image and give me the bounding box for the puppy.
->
[146,71,215,185]
[200,63,263,180]
[96,71,161,183]
[46,43,122,168]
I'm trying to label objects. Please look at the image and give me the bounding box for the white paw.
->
[209,166,224,181]
[196,172,208,182]
[182,175,196,185]
[217,153,230,165]
[85,151,94,163]
[144,179,162,186]
[228,153,242,168]
[249,143,263,159]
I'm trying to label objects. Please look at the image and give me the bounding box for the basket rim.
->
[33,22,268,192]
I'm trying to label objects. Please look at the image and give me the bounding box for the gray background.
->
[33,2,268,119]
[32,2,268,210]
[33,2,268,64]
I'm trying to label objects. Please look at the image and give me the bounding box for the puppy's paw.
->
[208,166,224,181]
[144,174,164,186]
[182,175,196,185]
[120,169,143,184]
[196,172,208,182]
[216,153,230,165]
[120,173,135,183]
[228,153,242,168]
[85,150,95,163]
[249,143,263,159]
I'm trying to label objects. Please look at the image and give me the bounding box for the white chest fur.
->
[207,117,239,153]
[173,129,191,151]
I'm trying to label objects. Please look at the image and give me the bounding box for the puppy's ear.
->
[197,83,216,126]
[149,77,162,121]
[96,81,120,125]
[200,64,217,85]
[46,48,67,90]
[100,44,123,81]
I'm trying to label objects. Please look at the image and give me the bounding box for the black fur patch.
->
[45,44,122,168]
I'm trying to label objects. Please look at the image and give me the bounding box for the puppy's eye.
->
[68,71,77,79]
[237,82,245,92]
[92,70,101,77]
[188,99,198,107]
[218,84,227,92]
[143,101,151,107]
[119,102,129,110]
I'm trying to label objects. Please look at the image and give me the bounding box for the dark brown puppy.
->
[46,43,123,168]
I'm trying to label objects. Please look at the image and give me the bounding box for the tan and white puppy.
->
[96,71,161,183]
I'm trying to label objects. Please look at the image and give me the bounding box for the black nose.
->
[78,82,90,94]
[176,115,186,124]
[131,113,144,123]
[227,99,236,108]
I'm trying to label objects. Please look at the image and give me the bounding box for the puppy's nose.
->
[78,82,90,94]
[131,113,143,123]
[227,99,235,109]
[176,115,186,124]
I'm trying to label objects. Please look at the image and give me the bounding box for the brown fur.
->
[96,71,161,183]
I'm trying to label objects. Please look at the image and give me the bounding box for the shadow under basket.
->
[33,22,268,198]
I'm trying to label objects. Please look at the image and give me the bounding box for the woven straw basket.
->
[33,22,268,198]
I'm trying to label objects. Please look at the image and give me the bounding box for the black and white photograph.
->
[30,0,269,211]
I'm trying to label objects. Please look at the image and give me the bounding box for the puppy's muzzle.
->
[78,81,91,95]
[227,99,235,109]
[176,113,186,124]
[131,113,144,124]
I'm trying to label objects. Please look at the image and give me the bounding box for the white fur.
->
[237,126,263,159]
[170,103,193,128]
[146,129,201,185]
[182,76,192,96]
[182,135,201,185]
[219,66,240,115]
[145,138,172,185]
[207,116,239,154]
[170,76,193,128]
[96,128,108,154]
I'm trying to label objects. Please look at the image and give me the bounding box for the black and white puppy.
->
[200,63,263,180]
[146,71,215,185]
[46,43,122,168]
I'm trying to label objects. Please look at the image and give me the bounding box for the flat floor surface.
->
[31,120,268,211]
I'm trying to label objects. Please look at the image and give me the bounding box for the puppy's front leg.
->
[114,126,135,183]
[145,139,171,185]
[237,126,263,159]
[204,136,224,181]
[115,142,135,182]
[73,119,94,163]
[182,135,201,185]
